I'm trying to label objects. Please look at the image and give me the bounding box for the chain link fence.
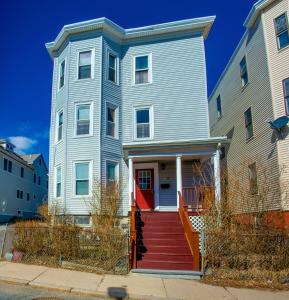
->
[1,224,129,274]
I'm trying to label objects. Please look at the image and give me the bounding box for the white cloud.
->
[8,136,38,154]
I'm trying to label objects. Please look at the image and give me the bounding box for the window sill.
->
[277,43,289,53]
[105,135,120,141]
[134,137,154,142]
[57,86,65,93]
[106,79,120,86]
[55,139,63,146]
[132,82,153,87]
[75,77,94,82]
[246,135,254,143]
[72,134,93,139]
[241,82,250,92]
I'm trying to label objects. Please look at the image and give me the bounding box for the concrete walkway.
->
[0,262,288,299]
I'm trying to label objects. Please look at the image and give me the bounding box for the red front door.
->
[135,169,154,210]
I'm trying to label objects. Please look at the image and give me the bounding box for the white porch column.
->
[128,158,134,205]
[214,149,221,204]
[176,155,182,208]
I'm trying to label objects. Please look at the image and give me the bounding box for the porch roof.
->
[123,136,228,160]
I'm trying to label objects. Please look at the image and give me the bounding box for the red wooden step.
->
[138,245,191,254]
[142,238,187,247]
[137,260,194,270]
[141,253,193,262]
[139,232,186,239]
[140,226,183,233]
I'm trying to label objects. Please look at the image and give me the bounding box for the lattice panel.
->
[189,216,205,254]
[189,216,205,232]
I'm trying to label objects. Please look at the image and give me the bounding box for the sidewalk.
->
[0,262,288,299]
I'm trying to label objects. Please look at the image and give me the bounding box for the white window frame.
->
[76,48,95,80]
[74,102,93,137]
[133,106,154,140]
[73,160,93,198]
[240,56,249,88]
[274,13,289,50]
[55,109,64,144]
[106,49,119,85]
[132,53,152,85]
[58,58,66,91]
[74,215,91,227]
[54,165,62,199]
[106,102,119,139]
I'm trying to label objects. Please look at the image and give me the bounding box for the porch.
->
[124,139,223,212]
[125,138,226,273]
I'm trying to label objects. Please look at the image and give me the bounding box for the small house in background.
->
[0,139,48,223]
[209,0,289,229]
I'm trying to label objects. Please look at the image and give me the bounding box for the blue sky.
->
[0,0,256,163]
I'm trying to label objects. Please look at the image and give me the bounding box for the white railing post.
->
[128,158,134,206]
[176,155,182,209]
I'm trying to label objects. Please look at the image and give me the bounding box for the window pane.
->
[275,14,287,34]
[108,122,115,137]
[283,79,289,97]
[60,61,65,76]
[56,167,61,183]
[245,109,252,126]
[4,158,7,171]
[78,65,91,79]
[217,95,222,117]
[136,56,148,70]
[76,163,89,180]
[59,112,63,125]
[137,124,150,138]
[107,107,115,122]
[79,51,91,66]
[242,72,248,86]
[108,68,116,82]
[137,109,149,124]
[76,180,89,195]
[57,182,61,197]
[278,31,289,49]
[135,70,148,84]
[74,216,90,225]
[78,106,90,120]
[107,164,116,182]
[109,54,116,69]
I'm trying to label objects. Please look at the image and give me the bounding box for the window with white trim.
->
[216,95,222,119]
[274,13,289,50]
[59,59,65,89]
[106,161,118,186]
[108,53,117,83]
[240,56,248,87]
[75,162,90,196]
[57,110,63,142]
[135,107,153,139]
[134,54,151,84]
[56,166,62,198]
[75,104,91,136]
[244,107,253,140]
[78,50,92,79]
[74,215,91,226]
[283,78,289,114]
[106,105,117,138]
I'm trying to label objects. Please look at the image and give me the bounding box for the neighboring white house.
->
[0,139,48,223]
[209,0,289,229]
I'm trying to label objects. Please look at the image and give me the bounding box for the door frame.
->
[134,162,159,210]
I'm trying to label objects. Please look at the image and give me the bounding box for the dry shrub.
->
[196,158,289,286]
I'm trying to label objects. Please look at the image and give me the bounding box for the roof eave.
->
[45,16,216,58]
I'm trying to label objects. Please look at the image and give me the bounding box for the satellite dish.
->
[268,116,289,130]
